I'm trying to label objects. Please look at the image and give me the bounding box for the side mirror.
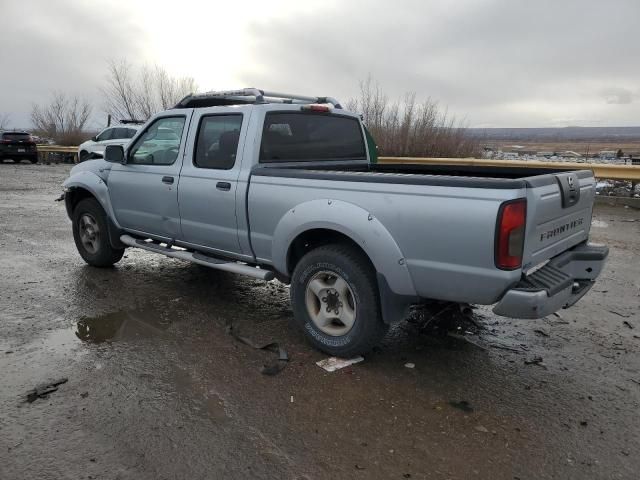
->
[104,145,125,164]
[91,135,98,142]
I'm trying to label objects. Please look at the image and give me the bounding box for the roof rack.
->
[173,88,343,110]
[120,119,145,125]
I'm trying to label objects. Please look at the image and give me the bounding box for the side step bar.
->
[119,234,274,281]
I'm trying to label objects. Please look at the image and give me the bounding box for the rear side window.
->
[194,115,243,170]
[260,112,366,163]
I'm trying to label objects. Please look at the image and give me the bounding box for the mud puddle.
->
[74,308,173,344]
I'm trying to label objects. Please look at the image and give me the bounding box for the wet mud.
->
[1,164,639,479]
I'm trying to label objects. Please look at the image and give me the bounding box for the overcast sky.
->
[1,0,639,129]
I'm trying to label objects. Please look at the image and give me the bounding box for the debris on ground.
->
[622,320,634,329]
[609,310,631,318]
[407,301,485,338]
[225,321,288,375]
[474,425,489,433]
[447,332,488,350]
[24,378,68,403]
[80,392,89,398]
[534,329,550,337]
[404,362,415,369]
[524,356,546,368]
[449,400,474,413]
[316,356,364,372]
[488,342,523,353]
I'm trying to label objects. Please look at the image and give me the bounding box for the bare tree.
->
[31,92,92,145]
[0,113,10,130]
[348,77,480,158]
[102,59,197,122]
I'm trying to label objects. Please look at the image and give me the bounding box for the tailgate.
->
[521,170,595,270]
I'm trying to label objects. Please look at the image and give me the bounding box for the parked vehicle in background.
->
[61,89,608,357]
[77,124,141,162]
[0,131,38,163]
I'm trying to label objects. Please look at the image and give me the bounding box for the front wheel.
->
[79,150,89,162]
[290,243,389,357]
[72,198,124,267]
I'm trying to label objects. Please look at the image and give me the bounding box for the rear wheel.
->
[30,156,38,164]
[290,243,388,357]
[72,198,124,267]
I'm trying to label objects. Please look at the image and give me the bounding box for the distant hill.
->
[469,126,640,142]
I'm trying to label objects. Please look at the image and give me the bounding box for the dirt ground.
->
[1,164,639,480]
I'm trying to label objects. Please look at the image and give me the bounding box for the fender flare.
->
[63,171,118,223]
[271,199,417,298]
[62,171,125,248]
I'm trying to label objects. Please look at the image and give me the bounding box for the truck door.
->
[108,113,191,241]
[177,110,249,257]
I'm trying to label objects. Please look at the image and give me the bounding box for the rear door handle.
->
[162,176,174,184]
[216,182,231,191]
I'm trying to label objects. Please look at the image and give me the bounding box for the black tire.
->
[30,156,38,164]
[79,150,89,162]
[290,243,389,357]
[72,198,124,267]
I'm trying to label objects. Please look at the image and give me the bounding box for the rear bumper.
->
[493,242,608,319]
[0,151,38,159]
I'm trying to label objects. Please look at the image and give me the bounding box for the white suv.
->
[78,125,140,162]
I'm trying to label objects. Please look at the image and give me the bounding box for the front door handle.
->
[162,176,174,184]
[216,182,231,191]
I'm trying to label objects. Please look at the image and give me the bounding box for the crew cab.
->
[61,89,608,356]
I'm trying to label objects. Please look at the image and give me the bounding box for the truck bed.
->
[252,161,592,189]
[249,160,596,304]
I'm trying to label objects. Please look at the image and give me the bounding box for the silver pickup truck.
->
[62,88,608,356]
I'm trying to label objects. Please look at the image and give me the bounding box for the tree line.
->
[17,65,479,157]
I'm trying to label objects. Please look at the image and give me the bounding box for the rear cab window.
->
[2,132,31,141]
[259,112,366,163]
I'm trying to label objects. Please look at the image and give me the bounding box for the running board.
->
[119,234,274,281]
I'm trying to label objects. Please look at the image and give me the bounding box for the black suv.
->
[0,131,38,163]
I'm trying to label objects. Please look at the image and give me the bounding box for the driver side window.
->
[129,116,186,165]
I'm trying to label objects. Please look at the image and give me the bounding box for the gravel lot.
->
[1,164,639,480]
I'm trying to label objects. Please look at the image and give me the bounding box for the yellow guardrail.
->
[31,146,640,180]
[36,145,78,163]
[380,157,640,181]
[36,145,78,153]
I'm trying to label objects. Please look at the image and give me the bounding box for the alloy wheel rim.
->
[79,213,100,254]
[305,271,357,336]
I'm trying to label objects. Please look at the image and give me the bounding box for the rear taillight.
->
[495,199,527,270]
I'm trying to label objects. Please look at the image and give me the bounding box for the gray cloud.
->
[0,0,146,128]
[240,0,640,126]
[601,87,634,104]
[1,0,639,128]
